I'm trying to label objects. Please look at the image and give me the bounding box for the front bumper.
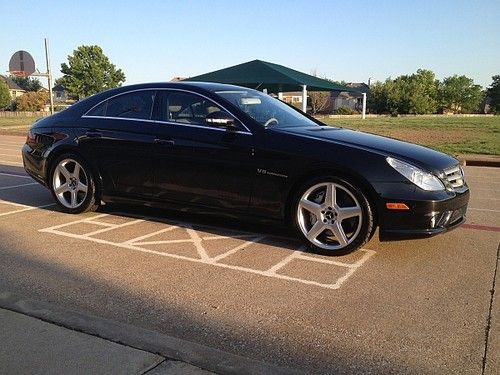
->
[377,184,470,241]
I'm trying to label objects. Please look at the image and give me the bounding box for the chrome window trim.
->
[83,116,159,124]
[81,87,252,134]
[82,115,252,135]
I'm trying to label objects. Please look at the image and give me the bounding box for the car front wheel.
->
[50,154,98,214]
[294,177,374,255]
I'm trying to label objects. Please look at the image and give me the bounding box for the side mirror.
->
[205,111,237,130]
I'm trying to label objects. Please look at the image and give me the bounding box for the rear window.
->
[86,90,155,120]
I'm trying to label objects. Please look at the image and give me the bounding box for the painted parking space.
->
[0,158,499,373]
[0,163,498,290]
[0,170,55,216]
[0,199,55,217]
[39,212,375,290]
[0,173,36,189]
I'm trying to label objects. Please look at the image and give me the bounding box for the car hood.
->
[275,126,458,172]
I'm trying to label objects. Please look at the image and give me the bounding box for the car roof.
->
[106,81,253,93]
[56,81,261,120]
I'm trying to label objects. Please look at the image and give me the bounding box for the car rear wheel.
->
[294,177,374,255]
[50,154,98,214]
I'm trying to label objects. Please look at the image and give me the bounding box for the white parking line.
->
[0,182,38,190]
[84,219,145,236]
[0,172,31,179]
[39,213,376,290]
[0,200,56,217]
[264,249,304,274]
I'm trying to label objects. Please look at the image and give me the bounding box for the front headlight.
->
[386,157,445,191]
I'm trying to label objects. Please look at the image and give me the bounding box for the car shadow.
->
[0,163,306,254]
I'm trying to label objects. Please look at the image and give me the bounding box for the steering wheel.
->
[264,117,279,127]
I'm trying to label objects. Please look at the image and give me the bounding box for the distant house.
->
[53,84,68,103]
[280,83,369,114]
[0,75,26,102]
[330,83,369,113]
[281,92,304,107]
[52,84,77,104]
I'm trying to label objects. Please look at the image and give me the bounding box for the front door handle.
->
[154,138,175,146]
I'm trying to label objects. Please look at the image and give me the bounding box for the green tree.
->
[367,81,389,114]
[60,45,125,99]
[439,75,483,113]
[407,69,439,114]
[10,76,42,92]
[367,69,438,115]
[487,75,500,114]
[0,79,11,109]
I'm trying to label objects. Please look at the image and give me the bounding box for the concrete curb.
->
[0,291,303,375]
[458,155,500,168]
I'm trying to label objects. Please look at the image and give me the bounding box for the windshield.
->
[215,89,319,128]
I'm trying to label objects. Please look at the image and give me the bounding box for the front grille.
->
[444,165,465,189]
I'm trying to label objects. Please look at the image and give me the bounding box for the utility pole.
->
[45,39,54,115]
[31,38,54,114]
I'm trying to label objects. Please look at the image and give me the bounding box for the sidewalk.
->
[0,308,211,375]
[0,292,299,375]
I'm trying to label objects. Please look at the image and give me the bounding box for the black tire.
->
[49,153,98,214]
[292,176,374,256]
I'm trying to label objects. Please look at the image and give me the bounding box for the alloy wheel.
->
[297,182,363,251]
[52,158,89,209]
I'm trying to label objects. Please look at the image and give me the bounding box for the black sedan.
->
[22,82,469,255]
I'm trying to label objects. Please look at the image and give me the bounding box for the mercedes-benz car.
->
[22,82,469,255]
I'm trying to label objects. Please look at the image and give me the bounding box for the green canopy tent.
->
[185,59,360,113]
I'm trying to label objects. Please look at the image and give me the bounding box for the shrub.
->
[336,106,356,115]
[15,91,49,111]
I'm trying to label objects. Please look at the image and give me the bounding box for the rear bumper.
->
[378,185,470,241]
[22,144,48,187]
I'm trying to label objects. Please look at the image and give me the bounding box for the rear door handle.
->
[85,131,102,138]
[154,138,175,146]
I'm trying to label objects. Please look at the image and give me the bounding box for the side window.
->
[104,91,155,120]
[86,101,107,117]
[164,92,223,126]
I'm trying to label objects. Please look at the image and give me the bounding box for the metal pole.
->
[44,38,54,114]
[301,85,307,113]
[362,92,367,120]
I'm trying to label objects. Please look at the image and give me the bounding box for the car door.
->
[79,89,157,198]
[152,90,255,212]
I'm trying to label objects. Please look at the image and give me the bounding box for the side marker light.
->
[386,203,410,210]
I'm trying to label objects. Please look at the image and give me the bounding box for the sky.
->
[1,0,499,89]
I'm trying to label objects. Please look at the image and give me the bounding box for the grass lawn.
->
[318,116,500,156]
[0,115,46,135]
[1,114,499,156]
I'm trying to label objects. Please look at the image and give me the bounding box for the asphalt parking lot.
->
[0,134,499,374]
